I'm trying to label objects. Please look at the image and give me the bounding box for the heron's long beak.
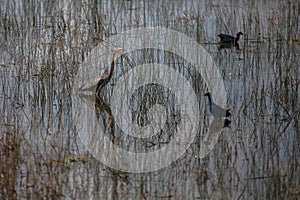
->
[112,47,125,58]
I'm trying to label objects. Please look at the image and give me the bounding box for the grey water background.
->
[0,0,299,199]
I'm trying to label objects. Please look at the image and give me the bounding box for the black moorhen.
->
[204,91,231,128]
[218,32,243,43]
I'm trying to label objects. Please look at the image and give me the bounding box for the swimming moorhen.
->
[218,32,243,43]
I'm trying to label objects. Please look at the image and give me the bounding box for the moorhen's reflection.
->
[218,42,240,50]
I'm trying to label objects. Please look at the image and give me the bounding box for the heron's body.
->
[95,48,124,97]
[79,48,124,97]
[79,77,104,92]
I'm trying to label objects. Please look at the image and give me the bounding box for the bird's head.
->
[115,47,124,51]
[111,48,124,60]
[204,91,210,96]
[237,32,244,36]
[112,47,124,54]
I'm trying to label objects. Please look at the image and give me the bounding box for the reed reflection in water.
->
[0,0,299,199]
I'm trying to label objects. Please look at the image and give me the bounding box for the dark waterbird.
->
[204,91,232,128]
[218,32,243,43]
[204,91,231,118]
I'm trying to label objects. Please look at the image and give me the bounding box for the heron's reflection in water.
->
[94,95,119,145]
[77,93,120,147]
[91,83,181,153]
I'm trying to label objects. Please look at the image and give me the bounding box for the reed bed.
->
[0,0,299,199]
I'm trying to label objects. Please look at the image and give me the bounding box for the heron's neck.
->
[108,60,114,80]
[235,34,240,42]
[108,50,118,80]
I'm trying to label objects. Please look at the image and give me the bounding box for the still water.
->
[0,0,299,199]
